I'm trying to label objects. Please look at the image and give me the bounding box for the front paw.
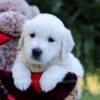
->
[13,76,32,91]
[40,73,58,92]
[12,63,32,91]
[39,66,68,92]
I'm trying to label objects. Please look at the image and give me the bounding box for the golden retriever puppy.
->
[12,14,84,92]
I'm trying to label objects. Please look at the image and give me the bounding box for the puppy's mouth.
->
[33,57,41,62]
[31,56,42,63]
[32,56,48,65]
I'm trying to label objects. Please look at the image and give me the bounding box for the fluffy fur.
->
[0,0,40,70]
[0,0,40,36]
[12,14,84,92]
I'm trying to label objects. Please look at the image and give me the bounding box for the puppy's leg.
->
[40,65,68,92]
[11,52,31,91]
[66,53,84,78]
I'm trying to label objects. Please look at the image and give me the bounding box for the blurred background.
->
[27,0,100,99]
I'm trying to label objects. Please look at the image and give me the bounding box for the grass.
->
[81,94,100,100]
[79,73,100,100]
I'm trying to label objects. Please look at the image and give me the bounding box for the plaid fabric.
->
[0,70,78,100]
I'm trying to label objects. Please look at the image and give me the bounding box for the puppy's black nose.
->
[32,48,42,58]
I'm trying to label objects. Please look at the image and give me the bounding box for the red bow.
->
[0,32,10,45]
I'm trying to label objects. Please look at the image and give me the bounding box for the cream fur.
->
[12,13,84,92]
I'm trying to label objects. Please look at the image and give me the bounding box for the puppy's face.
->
[19,14,75,64]
[23,28,61,64]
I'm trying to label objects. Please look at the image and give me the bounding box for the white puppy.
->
[12,13,84,92]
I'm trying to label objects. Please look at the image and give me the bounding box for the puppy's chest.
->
[28,64,48,72]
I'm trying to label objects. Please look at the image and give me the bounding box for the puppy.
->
[12,13,84,92]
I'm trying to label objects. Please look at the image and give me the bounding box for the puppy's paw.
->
[14,76,31,91]
[12,63,32,91]
[40,73,57,92]
[40,66,68,92]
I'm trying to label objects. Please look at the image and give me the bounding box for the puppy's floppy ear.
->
[61,28,75,59]
[18,20,29,50]
[18,35,24,50]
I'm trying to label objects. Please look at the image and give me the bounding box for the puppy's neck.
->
[25,59,48,72]
[28,63,44,72]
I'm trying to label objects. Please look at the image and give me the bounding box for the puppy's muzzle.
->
[32,48,42,60]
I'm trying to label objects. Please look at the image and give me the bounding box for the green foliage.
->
[27,0,100,74]
[81,93,100,100]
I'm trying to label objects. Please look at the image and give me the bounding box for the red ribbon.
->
[31,72,42,94]
[0,32,10,45]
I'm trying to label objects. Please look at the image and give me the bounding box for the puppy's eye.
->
[48,37,55,42]
[30,33,35,38]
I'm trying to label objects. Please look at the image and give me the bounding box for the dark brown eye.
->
[48,37,55,42]
[30,33,35,38]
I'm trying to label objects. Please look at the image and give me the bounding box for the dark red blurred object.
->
[0,70,77,100]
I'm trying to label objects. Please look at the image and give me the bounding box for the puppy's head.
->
[18,14,75,64]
